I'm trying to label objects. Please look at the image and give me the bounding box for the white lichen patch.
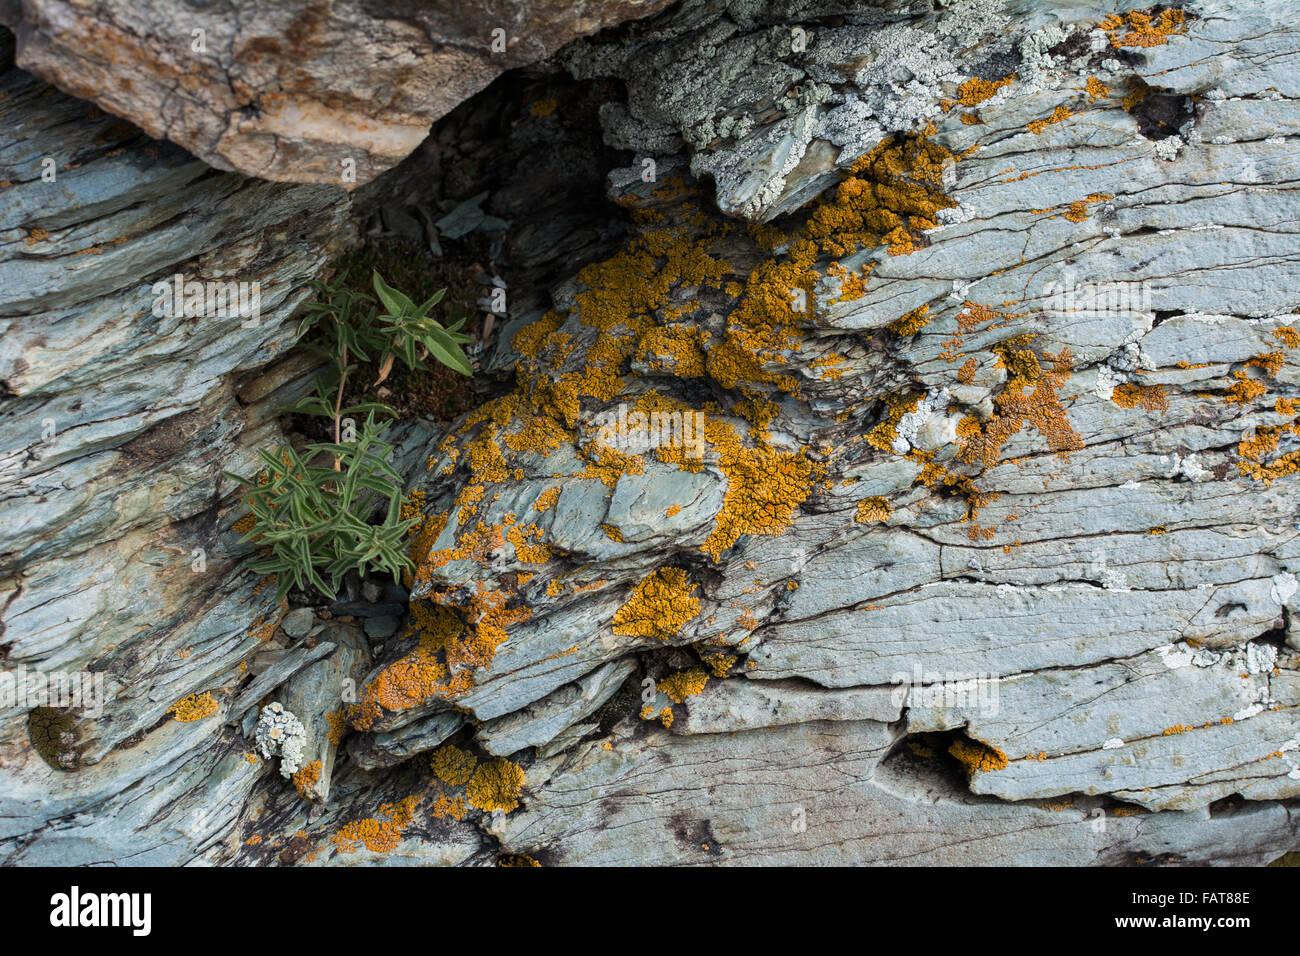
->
[1271,572,1298,607]
[254,702,307,778]
[891,387,950,455]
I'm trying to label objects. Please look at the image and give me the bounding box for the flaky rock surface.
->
[0,0,675,185]
[1,0,1298,866]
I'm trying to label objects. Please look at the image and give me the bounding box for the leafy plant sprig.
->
[226,270,474,601]
[226,412,416,600]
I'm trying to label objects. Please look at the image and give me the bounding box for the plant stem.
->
[333,342,348,471]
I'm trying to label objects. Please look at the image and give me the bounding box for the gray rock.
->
[280,608,316,640]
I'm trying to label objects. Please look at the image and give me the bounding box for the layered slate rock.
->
[0,38,353,863]
[2,0,1299,867]
[370,0,1300,863]
[0,0,677,186]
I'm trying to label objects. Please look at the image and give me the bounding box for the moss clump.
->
[28,707,80,771]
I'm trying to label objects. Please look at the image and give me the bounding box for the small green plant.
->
[291,270,475,455]
[226,270,474,601]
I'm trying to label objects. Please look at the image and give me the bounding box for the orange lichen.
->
[1085,76,1109,101]
[957,74,1015,106]
[532,487,560,512]
[635,325,709,377]
[888,304,931,336]
[1162,724,1193,736]
[658,667,710,703]
[430,743,477,787]
[350,604,481,731]
[292,760,321,799]
[331,796,420,855]
[1225,371,1268,405]
[168,692,218,722]
[855,496,891,523]
[612,567,700,640]
[949,738,1009,774]
[959,345,1082,467]
[506,522,553,563]
[431,794,467,820]
[466,759,526,814]
[703,652,737,678]
[1273,326,1299,349]
[326,710,348,745]
[657,707,675,728]
[1112,382,1168,413]
[700,440,813,560]
[1248,351,1286,376]
[1099,8,1188,48]
[1027,105,1071,134]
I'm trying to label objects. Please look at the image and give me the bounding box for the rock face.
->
[0,0,676,185]
[2,0,1300,867]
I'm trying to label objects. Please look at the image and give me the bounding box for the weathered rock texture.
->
[0,0,675,185]
[2,0,1299,867]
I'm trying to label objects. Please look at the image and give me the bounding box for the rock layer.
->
[1,0,1299,867]
[0,0,676,185]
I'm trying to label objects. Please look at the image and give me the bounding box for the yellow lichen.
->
[658,666,710,703]
[466,759,526,814]
[949,738,1009,774]
[855,496,891,523]
[1099,8,1188,48]
[430,743,477,787]
[168,692,218,723]
[292,760,321,799]
[612,567,701,640]
[887,304,931,336]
